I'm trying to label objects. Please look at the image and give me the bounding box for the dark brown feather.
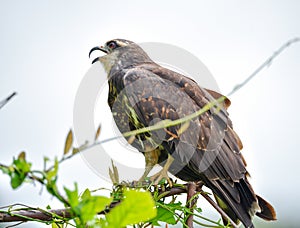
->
[256,195,277,221]
[107,56,276,228]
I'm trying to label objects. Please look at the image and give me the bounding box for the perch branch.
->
[186,182,197,228]
[0,183,235,227]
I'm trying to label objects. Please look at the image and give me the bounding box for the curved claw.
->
[150,154,174,187]
[150,169,173,187]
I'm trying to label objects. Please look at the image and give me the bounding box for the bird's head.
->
[89,39,153,75]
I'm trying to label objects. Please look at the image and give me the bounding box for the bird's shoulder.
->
[136,63,231,110]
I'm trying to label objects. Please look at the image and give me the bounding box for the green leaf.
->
[149,201,183,226]
[10,152,32,189]
[94,124,101,141]
[10,172,24,189]
[64,129,73,155]
[46,158,59,181]
[18,151,26,160]
[80,188,91,200]
[96,217,108,227]
[164,202,183,210]
[65,185,112,224]
[77,195,111,222]
[14,152,31,173]
[64,183,79,208]
[151,206,176,225]
[195,207,202,213]
[105,188,156,227]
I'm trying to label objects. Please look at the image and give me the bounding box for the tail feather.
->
[205,177,256,228]
[256,195,277,221]
[209,177,276,228]
[214,193,240,226]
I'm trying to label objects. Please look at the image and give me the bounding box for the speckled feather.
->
[96,40,276,228]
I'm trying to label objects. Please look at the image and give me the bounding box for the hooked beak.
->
[89,46,108,64]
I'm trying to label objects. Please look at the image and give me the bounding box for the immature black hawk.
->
[89,39,276,228]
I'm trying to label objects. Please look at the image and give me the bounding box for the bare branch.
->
[227,37,300,96]
[0,209,71,223]
[0,202,120,223]
[186,182,197,228]
[0,92,17,110]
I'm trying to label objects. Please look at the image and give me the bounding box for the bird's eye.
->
[107,41,117,50]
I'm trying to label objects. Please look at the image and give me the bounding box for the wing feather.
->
[108,65,258,227]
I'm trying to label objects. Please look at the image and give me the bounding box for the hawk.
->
[89,39,276,227]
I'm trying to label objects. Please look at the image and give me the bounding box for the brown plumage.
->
[89,39,276,228]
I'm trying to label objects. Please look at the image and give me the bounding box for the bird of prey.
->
[89,39,276,228]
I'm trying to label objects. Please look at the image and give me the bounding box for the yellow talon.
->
[150,154,174,187]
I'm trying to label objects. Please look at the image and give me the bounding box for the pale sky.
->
[1,1,300,227]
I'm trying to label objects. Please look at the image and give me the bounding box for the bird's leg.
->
[150,153,174,186]
[138,148,160,182]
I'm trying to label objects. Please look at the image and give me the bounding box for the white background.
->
[1,1,299,227]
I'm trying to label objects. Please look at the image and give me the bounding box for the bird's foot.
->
[150,154,174,187]
[150,169,173,187]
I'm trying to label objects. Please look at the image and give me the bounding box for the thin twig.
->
[5,221,26,228]
[0,92,17,110]
[227,37,300,96]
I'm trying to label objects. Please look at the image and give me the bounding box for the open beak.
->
[89,46,108,64]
